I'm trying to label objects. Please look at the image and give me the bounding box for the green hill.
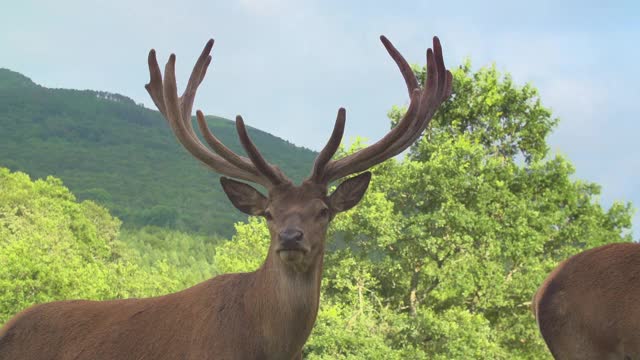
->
[0,68,317,236]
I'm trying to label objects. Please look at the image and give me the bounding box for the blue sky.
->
[2,0,639,237]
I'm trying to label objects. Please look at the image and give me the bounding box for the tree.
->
[0,168,178,324]
[326,60,633,358]
[118,226,220,289]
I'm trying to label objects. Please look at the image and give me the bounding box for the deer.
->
[0,35,452,360]
[532,242,640,360]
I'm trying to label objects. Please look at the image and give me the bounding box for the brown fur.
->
[533,243,640,360]
[0,179,370,360]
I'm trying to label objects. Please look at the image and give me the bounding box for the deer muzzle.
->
[277,228,308,263]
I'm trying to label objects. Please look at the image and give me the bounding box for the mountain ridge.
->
[0,68,317,236]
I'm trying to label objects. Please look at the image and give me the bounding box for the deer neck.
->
[248,244,325,354]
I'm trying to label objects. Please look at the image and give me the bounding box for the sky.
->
[2,0,639,237]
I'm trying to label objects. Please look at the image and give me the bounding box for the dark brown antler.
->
[308,36,452,184]
[145,39,290,189]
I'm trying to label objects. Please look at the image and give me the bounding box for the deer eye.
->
[318,207,329,218]
[264,210,273,221]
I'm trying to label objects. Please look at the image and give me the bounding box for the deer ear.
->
[328,172,371,213]
[220,177,268,216]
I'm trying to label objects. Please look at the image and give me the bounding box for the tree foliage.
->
[0,169,182,324]
[117,226,221,289]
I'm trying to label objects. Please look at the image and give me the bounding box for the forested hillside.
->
[0,68,316,236]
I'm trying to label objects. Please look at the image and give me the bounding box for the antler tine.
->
[313,36,452,184]
[433,36,449,99]
[385,37,452,154]
[145,50,167,118]
[378,38,450,158]
[235,116,289,185]
[362,38,443,164]
[309,108,346,183]
[145,40,288,188]
[180,39,214,130]
[195,111,258,175]
[164,45,232,167]
[161,53,256,181]
[380,36,420,95]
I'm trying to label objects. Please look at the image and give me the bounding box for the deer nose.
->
[279,229,304,243]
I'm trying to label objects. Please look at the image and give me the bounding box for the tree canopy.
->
[0,169,211,324]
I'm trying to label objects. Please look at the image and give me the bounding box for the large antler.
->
[308,36,452,184]
[145,39,290,189]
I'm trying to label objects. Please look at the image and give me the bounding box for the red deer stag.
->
[0,35,452,359]
[533,242,640,360]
